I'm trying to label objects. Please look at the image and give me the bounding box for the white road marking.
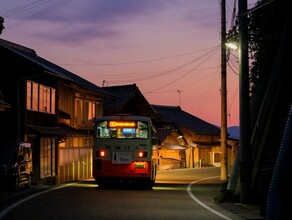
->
[0,183,76,219]
[1,178,233,220]
[186,176,233,220]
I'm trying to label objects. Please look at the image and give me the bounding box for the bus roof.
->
[95,114,152,123]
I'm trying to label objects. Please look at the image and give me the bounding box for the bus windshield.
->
[96,120,149,139]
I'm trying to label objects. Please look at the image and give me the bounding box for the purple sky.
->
[0,0,257,126]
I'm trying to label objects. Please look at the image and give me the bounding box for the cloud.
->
[3,0,220,49]
[30,0,167,45]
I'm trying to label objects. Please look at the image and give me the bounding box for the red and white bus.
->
[92,114,158,187]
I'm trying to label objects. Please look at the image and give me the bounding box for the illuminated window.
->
[87,101,96,122]
[72,137,92,147]
[75,98,98,124]
[40,138,55,178]
[26,82,32,109]
[26,81,56,114]
[32,83,39,111]
[75,99,83,124]
[59,137,92,148]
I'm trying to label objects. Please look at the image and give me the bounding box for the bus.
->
[92,114,159,188]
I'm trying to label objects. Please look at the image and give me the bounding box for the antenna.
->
[102,80,108,87]
[177,90,182,106]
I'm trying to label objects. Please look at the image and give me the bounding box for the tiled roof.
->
[156,126,173,143]
[0,39,114,97]
[103,84,137,110]
[102,84,156,116]
[152,105,221,135]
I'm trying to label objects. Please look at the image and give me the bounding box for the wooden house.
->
[0,38,114,184]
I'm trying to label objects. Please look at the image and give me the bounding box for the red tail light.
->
[97,150,106,157]
[138,151,147,158]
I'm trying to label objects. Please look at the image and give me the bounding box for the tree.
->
[0,16,4,35]
[249,0,288,93]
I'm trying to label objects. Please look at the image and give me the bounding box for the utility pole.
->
[238,0,251,203]
[221,0,228,182]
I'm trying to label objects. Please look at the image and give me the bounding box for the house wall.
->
[157,130,238,170]
[158,148,182,170]
[58,82,74,121]
[58,144,92,183]
[57,83,104,183]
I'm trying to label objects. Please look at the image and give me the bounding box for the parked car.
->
[0,141,33,191]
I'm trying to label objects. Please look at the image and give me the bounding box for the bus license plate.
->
[112,152,131,164]
[134,162,146,169]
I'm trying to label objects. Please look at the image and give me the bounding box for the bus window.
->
[109,129,117,138]
[122,128,136,138]
[96,120,150,139]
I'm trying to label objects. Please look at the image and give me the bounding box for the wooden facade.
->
[0,39,113,184]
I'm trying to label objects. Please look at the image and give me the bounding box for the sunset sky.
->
[0,0,257,127]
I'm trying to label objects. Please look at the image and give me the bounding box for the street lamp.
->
[225,42,238,50]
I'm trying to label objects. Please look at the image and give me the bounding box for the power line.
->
[227,83,239,125]
[227,61,239,76]
[197,68,220,117]
[83,66,219,80]
[2,0,72,32]
[80,46,220,87]
[146,46,220,93]
[60,46,220,66]
[1,0,49,17]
